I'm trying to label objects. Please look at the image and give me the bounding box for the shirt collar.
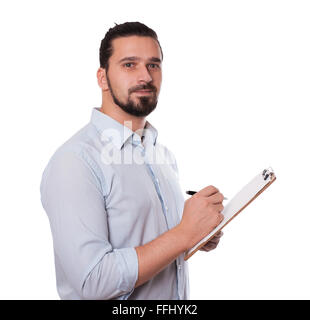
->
[90,108,158,150]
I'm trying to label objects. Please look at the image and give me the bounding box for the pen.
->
[186,190,228,200]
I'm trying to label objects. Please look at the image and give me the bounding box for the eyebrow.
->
[118,56,162,64]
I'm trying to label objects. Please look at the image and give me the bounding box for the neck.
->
[99,96,146,134]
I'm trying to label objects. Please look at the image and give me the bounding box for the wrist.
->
[173,223,191,252]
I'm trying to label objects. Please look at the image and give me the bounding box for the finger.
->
[209,238,220,246]
[207,236,220,245]
[213,230,223,237]
[208,192,224,204]
[209,231,223,242]
[214,230,224,238]
[202,243,218,252]
[213,203,224,212]
[200,245,211,252]
[210,235,221,242]
[206,239,221,249]
[209,236,221,243]
[197,185,219,197]
[201,247,211,252]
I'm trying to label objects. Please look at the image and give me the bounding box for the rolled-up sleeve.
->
[40,149,138,299]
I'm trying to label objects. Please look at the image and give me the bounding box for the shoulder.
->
[40,124,107,197]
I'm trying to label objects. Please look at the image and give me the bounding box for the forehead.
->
[110,36,162,62]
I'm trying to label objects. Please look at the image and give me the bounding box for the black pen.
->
[186,190,228,200]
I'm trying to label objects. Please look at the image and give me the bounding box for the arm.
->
[135,224,186,288]
[135,186,225,288]
[40,150,138,300]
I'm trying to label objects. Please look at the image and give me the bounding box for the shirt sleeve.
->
[40,149,138,300]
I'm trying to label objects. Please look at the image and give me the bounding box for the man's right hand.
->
[178,185,224,250]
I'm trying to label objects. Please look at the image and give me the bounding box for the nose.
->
[137,65,153,83]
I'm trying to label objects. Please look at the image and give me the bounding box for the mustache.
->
[129,84,157,94]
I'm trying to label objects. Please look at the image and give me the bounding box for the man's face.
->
[105,36,162,117]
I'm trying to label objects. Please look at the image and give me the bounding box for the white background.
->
[0,0,309,299]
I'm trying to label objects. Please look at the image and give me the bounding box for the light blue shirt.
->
[40,108,189,300]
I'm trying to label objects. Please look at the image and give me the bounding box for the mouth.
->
[133,90,154,95]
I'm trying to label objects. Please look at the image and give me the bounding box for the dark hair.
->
[99,22,163,70]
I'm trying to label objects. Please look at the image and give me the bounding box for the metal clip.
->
[262,167,274,181]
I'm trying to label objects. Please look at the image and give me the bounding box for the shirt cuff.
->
[114,247,138,295]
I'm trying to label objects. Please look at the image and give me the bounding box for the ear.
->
[97,67,109,91]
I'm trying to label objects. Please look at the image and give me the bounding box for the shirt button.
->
[178,264,182,270]
[165,205,168,211]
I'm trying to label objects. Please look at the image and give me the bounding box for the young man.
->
[40,22,224,300]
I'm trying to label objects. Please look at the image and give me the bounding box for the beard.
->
[106,73,158,117]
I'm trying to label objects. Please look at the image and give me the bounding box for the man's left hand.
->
[199,231,223,252]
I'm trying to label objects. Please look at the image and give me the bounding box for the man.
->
[40,22,224,300]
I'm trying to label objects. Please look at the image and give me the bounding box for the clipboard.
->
[184,167,276,260]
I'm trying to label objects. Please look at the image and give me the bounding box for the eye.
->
[124,62,134,68]
[148,63,160,69]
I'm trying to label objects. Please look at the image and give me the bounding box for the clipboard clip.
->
[262,167,274,181]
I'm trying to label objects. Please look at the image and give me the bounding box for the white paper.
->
[185,169,275,258]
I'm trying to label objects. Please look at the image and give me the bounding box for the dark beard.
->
[106,74,158,117]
